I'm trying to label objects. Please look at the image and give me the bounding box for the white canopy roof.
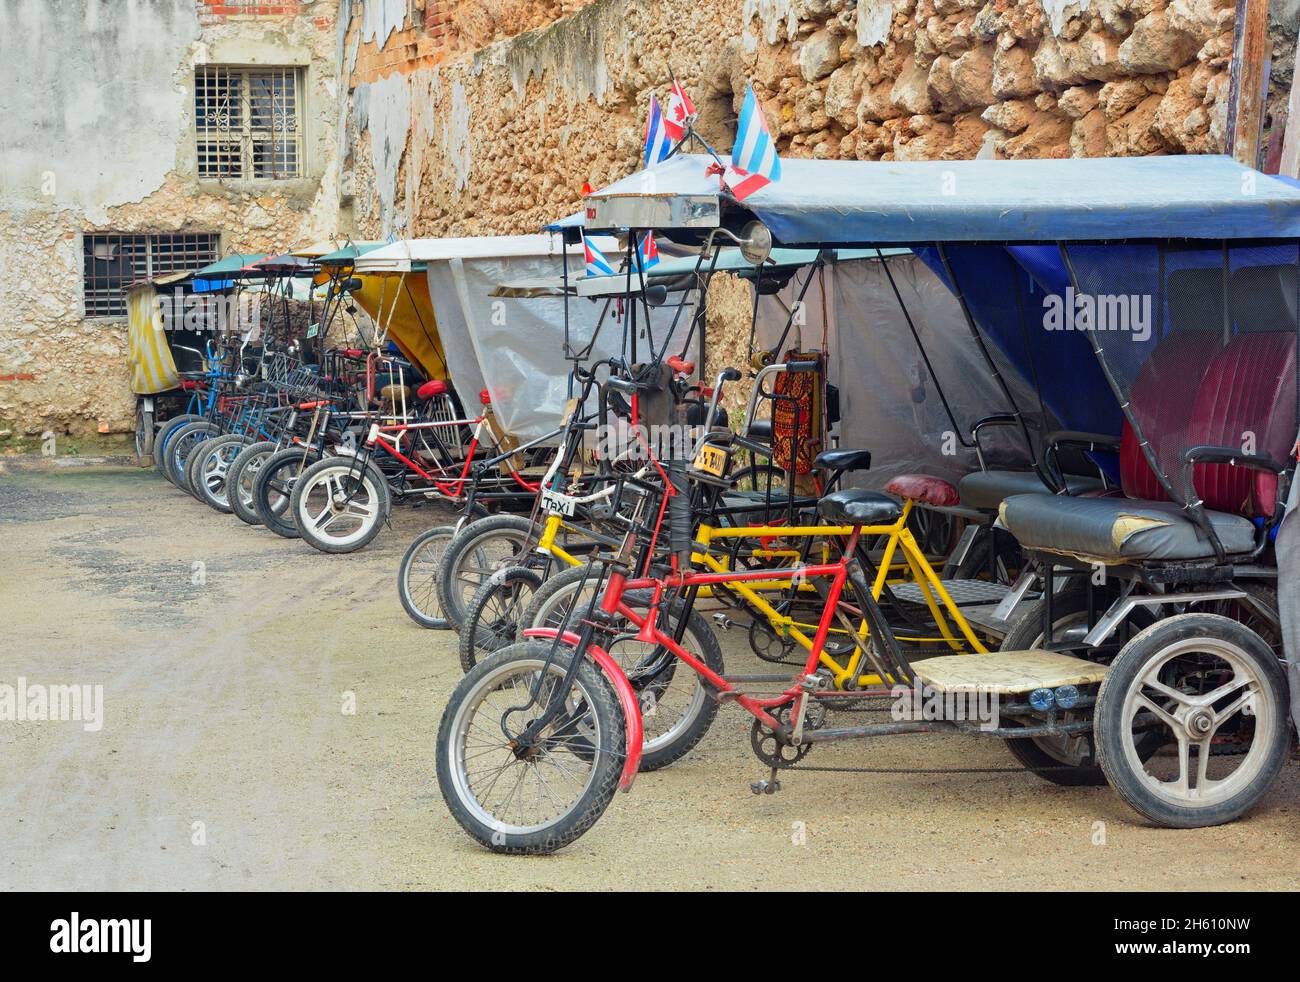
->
[353,234,581,272]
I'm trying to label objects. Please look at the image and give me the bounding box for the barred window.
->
[196,66,303,180]
[82,233,220,318]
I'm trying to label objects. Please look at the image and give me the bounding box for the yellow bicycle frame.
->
[532,499,989,690]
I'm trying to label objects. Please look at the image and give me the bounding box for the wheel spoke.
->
[1133,691,1180,731]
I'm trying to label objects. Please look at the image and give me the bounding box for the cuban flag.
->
[634,231,660,273]
[644,96,671,167]
[663,79,696,141]
[583,232,615,277]
[723,84,781,202]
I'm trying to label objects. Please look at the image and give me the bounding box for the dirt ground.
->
[1,462,1298,891]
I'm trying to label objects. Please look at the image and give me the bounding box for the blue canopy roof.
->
[579,154,1300,244]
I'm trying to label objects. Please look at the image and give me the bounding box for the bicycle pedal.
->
[749,778,781,796]
[711,613,733,632]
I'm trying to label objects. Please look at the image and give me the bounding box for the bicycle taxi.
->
[434,152,1300,852]
[287,234,630,553]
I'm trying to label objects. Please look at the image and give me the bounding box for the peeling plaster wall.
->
[343,0,1296,243]
[0,1,341,441]
[0,0,201,222]
[337,0,1295,405]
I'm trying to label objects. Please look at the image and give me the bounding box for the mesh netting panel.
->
[1064,242,1299,514]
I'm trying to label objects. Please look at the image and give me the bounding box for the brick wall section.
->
[351,2,458,80]
[196,1,307,26]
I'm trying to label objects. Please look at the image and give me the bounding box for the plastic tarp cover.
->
[751,254,1038,487]
[1276,479,1300,732]
[126,285,180,395]
[431,255,694,440]
[581,154,1300,243]
[352,273,451,382]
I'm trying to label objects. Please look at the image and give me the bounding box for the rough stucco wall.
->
[343,0,747,238]
[0,0,341,440]
[342,0,1292,245]
[339,0,1295,392]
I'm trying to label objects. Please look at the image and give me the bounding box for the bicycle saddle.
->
[814,448,872,473]
[417,379,447,400]
[816,489,902,526]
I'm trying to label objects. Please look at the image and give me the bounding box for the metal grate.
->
[196,66,302,180]
[83,232,220,319]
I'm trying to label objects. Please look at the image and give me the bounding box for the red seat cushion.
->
[1186,331,1296,517]
[417,379,447,401]
[884,474,959,507]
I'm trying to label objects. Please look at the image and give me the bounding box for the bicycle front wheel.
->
[436,641,625,855]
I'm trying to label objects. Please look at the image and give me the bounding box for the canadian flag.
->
[663,80,697,142]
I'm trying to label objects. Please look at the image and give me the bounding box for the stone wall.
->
[338,0,1295,395]
[0,0,340,442]
[2,0,1293,440]
[340,0,1295,244]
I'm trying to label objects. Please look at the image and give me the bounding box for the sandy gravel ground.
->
[1,463,1298,891]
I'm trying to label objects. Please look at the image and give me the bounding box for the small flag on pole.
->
[644,96,671,167]
[635,231,660,273]
[723,85,781,202]
[583,232,615,277]
[663,79,697,142]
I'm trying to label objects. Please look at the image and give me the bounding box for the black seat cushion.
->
[959,469,1103,511]
[817,489,902,526]
[747,419,772,441]
[814,448,872,473]
[999,493,1256,563]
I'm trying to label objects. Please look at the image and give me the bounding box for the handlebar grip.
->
[606,376,638,395]
[786,360,819,373]
[720,367,742,382]
[666,355,695,376]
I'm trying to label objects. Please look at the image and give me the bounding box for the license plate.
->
[693,444,727,477]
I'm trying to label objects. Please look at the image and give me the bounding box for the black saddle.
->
[817,488,902,526]
[814,448,872,473]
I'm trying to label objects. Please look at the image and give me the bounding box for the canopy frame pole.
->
[933,243,1043,482]
[668,237,725,369]
[770,259,824,357]
[401,274,449,380]
[637,234,658,359]
[563,246,573,398]
[745,263,762,366]
[1057,242,1225,561]
[875,247,972,449]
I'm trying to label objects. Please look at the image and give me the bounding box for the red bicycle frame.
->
[526,524,890,790]
[364,416,540,498]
